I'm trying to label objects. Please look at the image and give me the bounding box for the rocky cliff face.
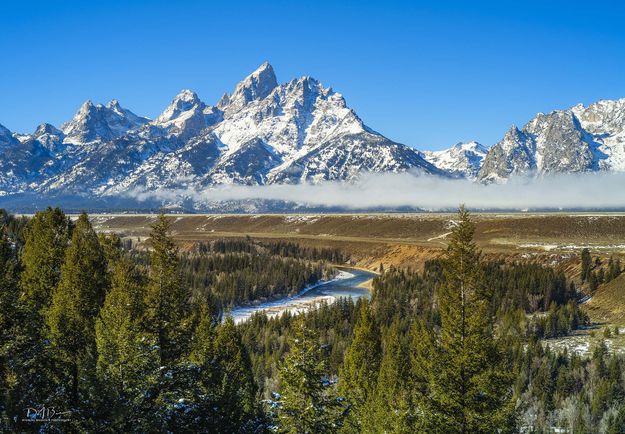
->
[477,99,625,183]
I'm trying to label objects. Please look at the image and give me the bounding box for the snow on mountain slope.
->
[478,99,625,183]
[3,62,625,204]
[152,90,223,138]
[221,62,278,114]
[572,98,625,171]
[0,124,19,150]
[422,141,488,179]
[61,99,149,144]
[57,62,437,195]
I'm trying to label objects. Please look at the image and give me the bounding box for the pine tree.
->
[428,206,514,433]
[276,317,344,433]
[144,214,191,366]
[20,207,72,312]
[95,256,157,431]
[0,227,19,428]
[98,232,124,267]
[338,299,381,433]
[46,213,109,409]
[365,319,411,434]
[213,316,258,432]
[408,319,436,431]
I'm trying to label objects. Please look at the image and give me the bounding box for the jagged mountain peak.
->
[157,89,203,118]
[216,92,231,109]
[106,98,121,109]
[34,122,62,136]
[226,62,278,111]
[152,89,220,136]
[61,98,148,144]
[476,97,625,183]
[0,123,16,146]
[4,63,625,206]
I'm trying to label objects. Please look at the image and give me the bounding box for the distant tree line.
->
[581,247,623,292]
[194,238,348,263]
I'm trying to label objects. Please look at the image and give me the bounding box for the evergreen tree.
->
[276,317,344,433]
[46,213,109,411]
[0,227,19,428]
[213,316,258,432]
[98,232,124,267]
[338,299,381,433]
[408,319,436,431]
[20,207,72,312]
[144,214,191,366]
[427,206,514,433]
[365,319,411,434]
[95,256,157,431]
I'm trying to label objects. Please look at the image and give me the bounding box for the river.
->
[229,267,377,324]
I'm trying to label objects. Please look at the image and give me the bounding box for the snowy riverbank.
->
[229,269,357,324]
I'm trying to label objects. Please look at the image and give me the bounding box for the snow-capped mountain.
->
[2,62,625,208]
[61,99,149,144]
[477,99,625,183]
[422,141,488,179]
[0,62,439,200]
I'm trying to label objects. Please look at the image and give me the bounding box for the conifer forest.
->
[0,207,624,433]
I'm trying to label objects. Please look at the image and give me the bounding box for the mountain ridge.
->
[1,63,625,209]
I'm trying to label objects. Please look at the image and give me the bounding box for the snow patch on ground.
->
[229,270,355,324]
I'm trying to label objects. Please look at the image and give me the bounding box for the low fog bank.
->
[126,172,625,211]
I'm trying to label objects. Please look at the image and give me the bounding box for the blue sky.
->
[1,0,624,151]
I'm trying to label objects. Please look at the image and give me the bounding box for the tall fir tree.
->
[144,214,192,366]
[0,226,19,428]
[46,213,109,411]
[95,256,157,431]
[20,207,72,312]
[364,319,411,434]
[426,206,514,433]
[408,319,436,431]
[9,207,72,427]
[338,299,381,433]
[213,316,258,432]
[276,317,344,434]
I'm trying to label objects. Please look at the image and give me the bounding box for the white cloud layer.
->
[125,172,625,211]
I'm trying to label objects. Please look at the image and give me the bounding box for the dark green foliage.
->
[527,300,589,339]
[338,300,381,432]
[46,213,109,411]
[364,319,411,433]
[212,317,258,432]
[195,238,348,263]
[0,225,19,429]
[144,214,193,366]
[2,207,624,433]
[179,250,331,308]
[3,208,73,430]
[606,257,622,282]
[95,255,157,431]
[20,207,72,313]
[421,207,515,433]
[275,317,345,433]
